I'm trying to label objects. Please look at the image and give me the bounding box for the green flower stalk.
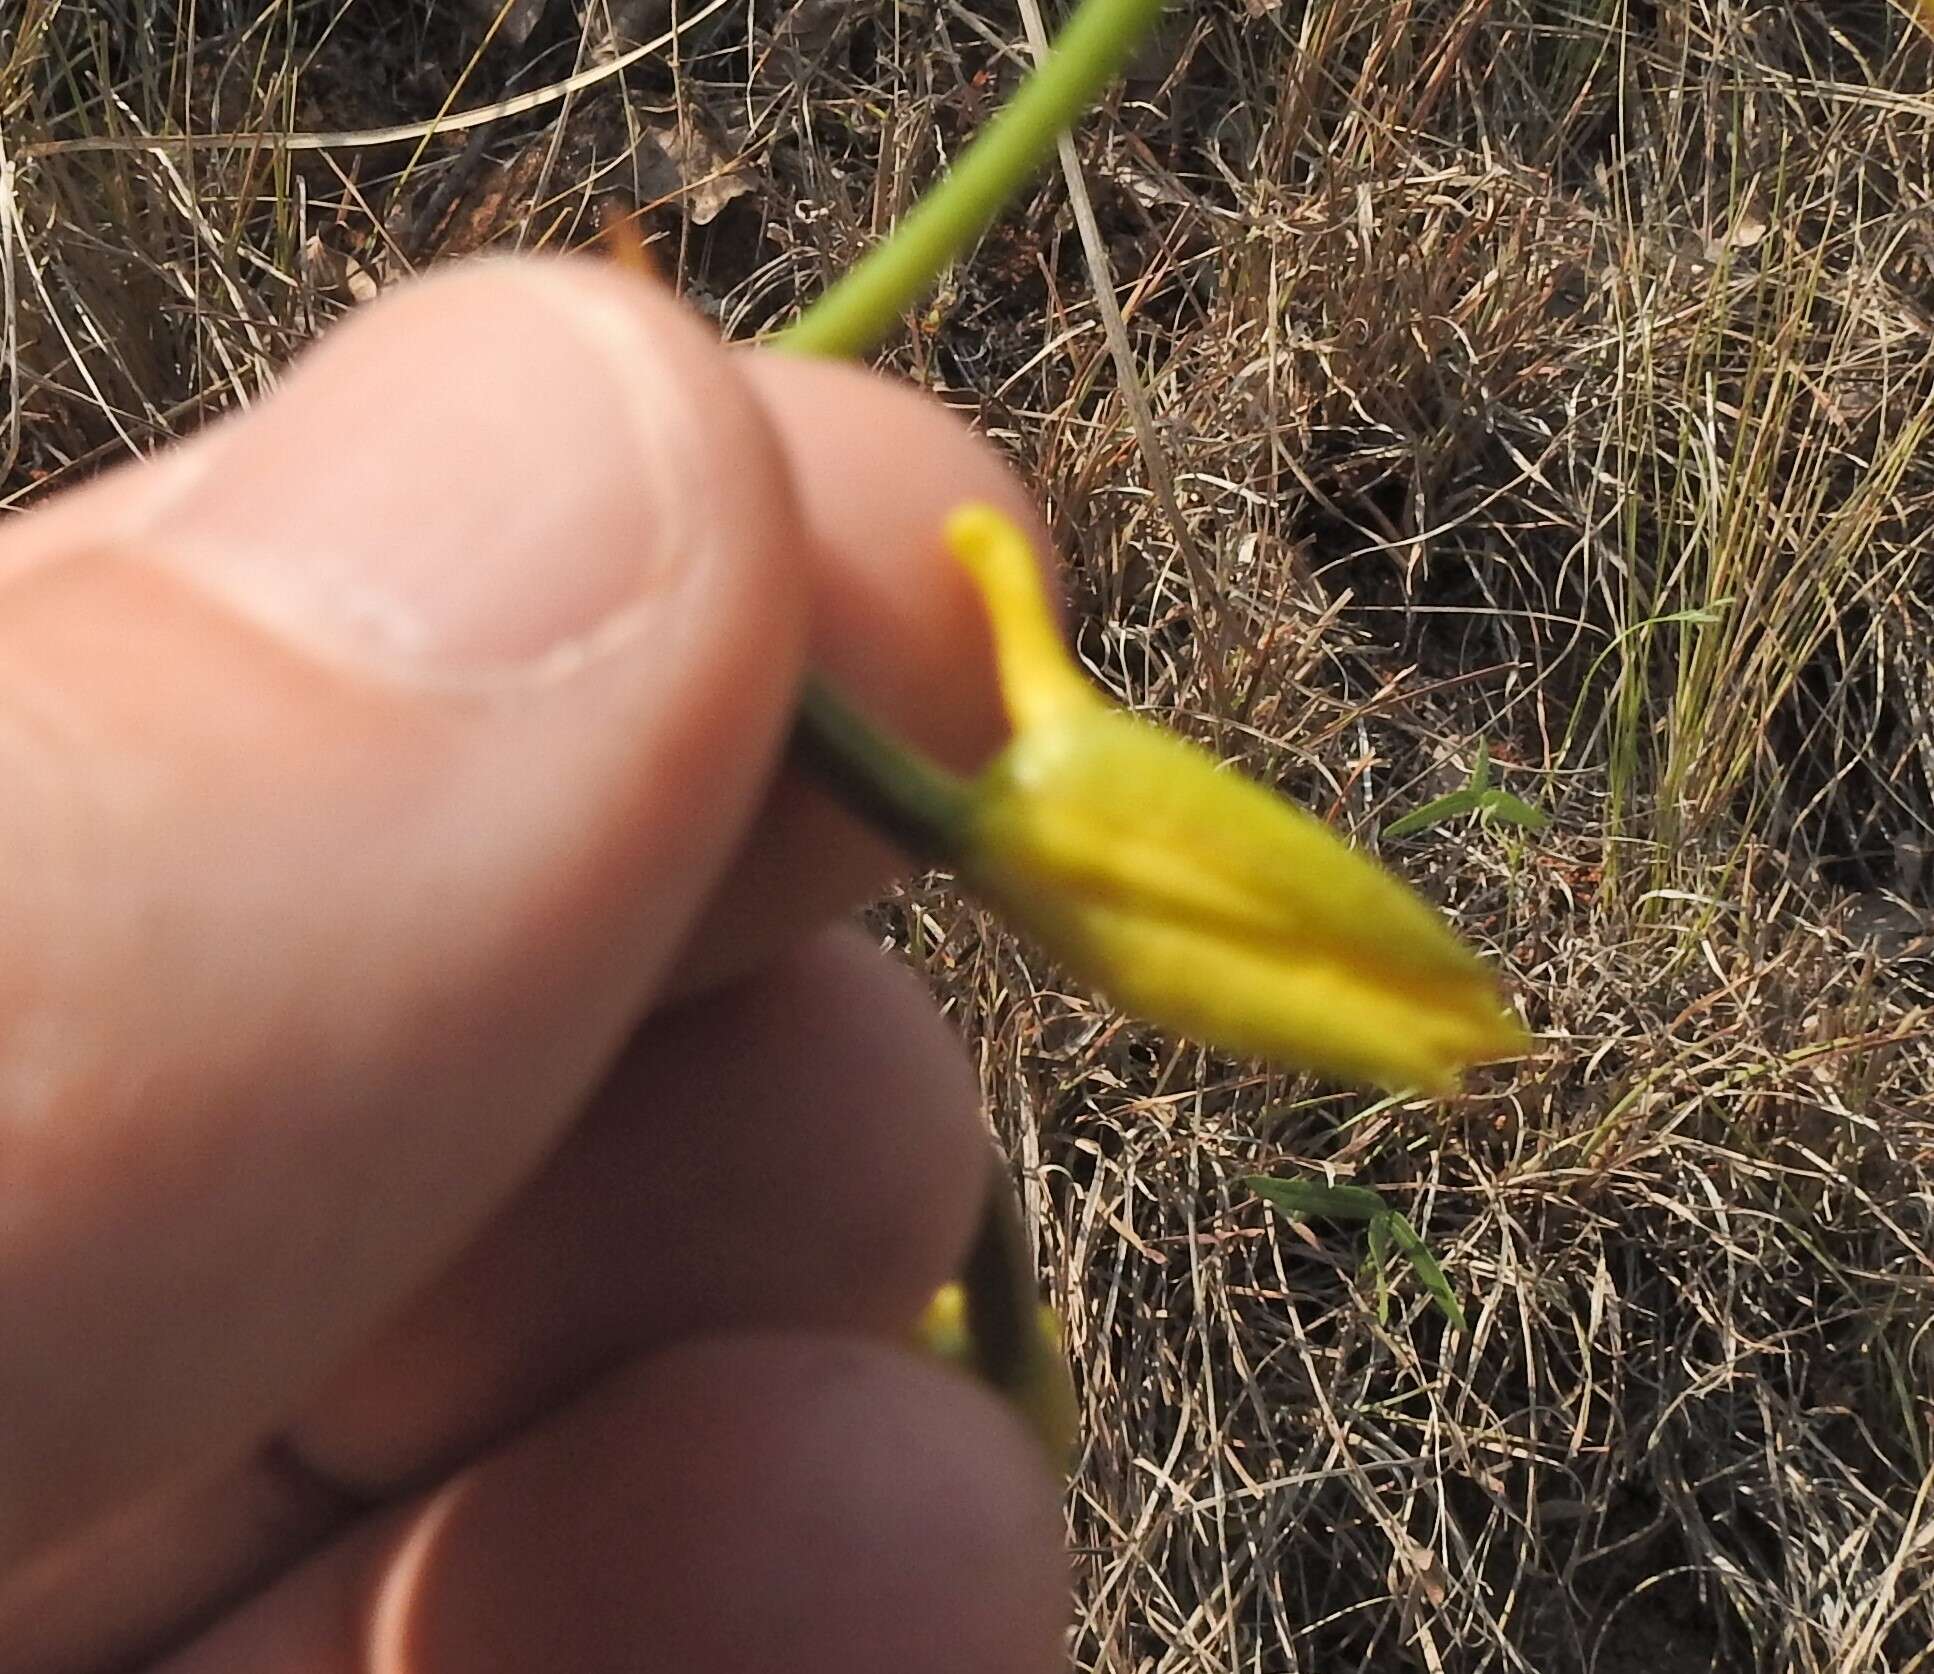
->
[762,0,1178,1473]
[777,0,1169,359]
[916,1284,1077,1464]
[752,0,1523,1453]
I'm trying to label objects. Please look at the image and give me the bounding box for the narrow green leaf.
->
[1249,1179,1468,1333]
[1476,790,1550,832]
[1365,1213,1395,1325]
[1469,736,1491,794]
[1381,788,1487,840]
[1244,1175,1388,1223]
[1559,597,1735,764]
[1385,1214,1470,1333]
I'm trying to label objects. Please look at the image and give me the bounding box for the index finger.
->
[670,349,1058,992]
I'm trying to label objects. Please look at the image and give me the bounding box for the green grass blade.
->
[1385,1214,1470,1333]
[1382,788,1486,840]
[1365,1212,1395,1325]
[1244,1175,1388,1223]
[1476,790,1551,832]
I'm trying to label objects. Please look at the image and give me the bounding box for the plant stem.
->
[791,675,976,862]
[776,0,1168,858]
[775,0,1168,360]
[958,1152,1043,1401]
[767,0,1168,1451]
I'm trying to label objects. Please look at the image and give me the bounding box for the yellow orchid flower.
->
[946,504,1527,1094]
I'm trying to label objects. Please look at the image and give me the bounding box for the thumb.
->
[0,260,807,1566]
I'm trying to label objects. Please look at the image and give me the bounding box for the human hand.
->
[0,260,1066,1673]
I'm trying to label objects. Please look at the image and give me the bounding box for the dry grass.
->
[6,1,1934,1668]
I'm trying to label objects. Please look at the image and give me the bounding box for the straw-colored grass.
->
[5,2,1932,1668]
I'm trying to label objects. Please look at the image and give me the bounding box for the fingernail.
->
[140,262,714,685]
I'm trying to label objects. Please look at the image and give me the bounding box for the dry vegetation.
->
[6,0,1934,1668]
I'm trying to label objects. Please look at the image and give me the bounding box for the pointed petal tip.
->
[1319,1007,1527,1098]
[946,500,1093,731]
[1397,1001,1531,1097]
[943,501,1013,555]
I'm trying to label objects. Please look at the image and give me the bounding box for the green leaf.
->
[1476,790,1550,832]
[1248,1177,1469,1333]
[1384,1214,1470,1333]
[1384,736,1549,842]
[1244,1175,1389,1223]
[1381,788,1488,840]
[1364,1213,1395,1325]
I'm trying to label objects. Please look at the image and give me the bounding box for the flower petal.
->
[946,504,1097,731]
[948,504,1527,1091]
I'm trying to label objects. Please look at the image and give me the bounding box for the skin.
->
[0,259,1066,1674]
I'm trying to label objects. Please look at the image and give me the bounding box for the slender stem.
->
[771,0,1153,1462]
[778,0,1166,854]
[775,0,1168,361]
[958,1153,1041,1403]
[791,675,976,863]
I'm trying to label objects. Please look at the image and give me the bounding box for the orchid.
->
[762,0,1524,1460]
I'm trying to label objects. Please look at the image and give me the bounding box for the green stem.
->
[776,0,1166,857]
[769,0,1157,1455]
[775,0,1168,361]
[791,675,976,862]
[958,1152,1044,1406]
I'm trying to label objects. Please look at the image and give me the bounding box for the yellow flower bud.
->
[947,505,1527,1094]
[915,1281,1079,1467]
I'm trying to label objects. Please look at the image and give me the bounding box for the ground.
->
[5,2,1933,1669]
